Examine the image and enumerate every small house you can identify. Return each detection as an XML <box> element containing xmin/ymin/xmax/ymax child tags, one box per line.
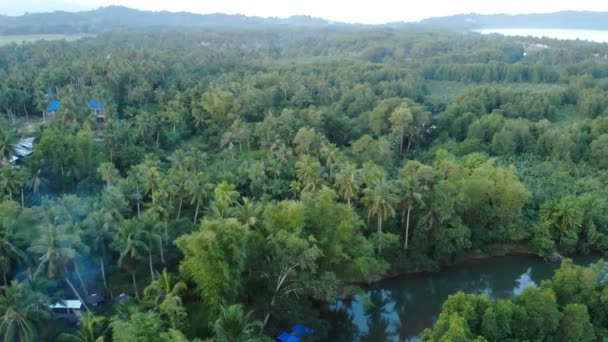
<box><xmin>46</xmin><ymin>100</ymin><xmax>60</xmax><ymax>120</ymax></box>
<box><xmin>10</xmin><ymin>137</ymin><xmax>35</xmax><ymax>164</ymax></box>
<box><xmin>49</xmin><ymin>299</ymin><xmax>82</xmax><ymax>324</ymax></box>
<box><xmin>88</xmin><ymin>100</ymin><xmax>106</xmax><ymax>122</ymax></box>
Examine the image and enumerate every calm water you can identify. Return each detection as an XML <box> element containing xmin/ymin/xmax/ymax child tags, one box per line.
<box><xmin>476</xmin><ymin>28</ymin><xmax>608</xmax><ymax>43</ymax></box>
<box><xmin>327</xmin><ymin>255</ymin><xmax>602</xmax><ymax>342</ymax></box>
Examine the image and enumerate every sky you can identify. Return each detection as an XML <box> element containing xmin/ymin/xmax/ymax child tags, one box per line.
<box><xmin>2</xmin><ymin>0</ymin><xmax>608</xmax><ymax>24</ymax></box>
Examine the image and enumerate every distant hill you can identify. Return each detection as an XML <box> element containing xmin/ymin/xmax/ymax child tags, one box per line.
<box><xmin>417</xmin><ymin>11</ymin><xmax>608</xmax><ymax>30</ymax></box>
<box><xmin>0</xmin><ymin>6</ymin><xmax>336</xmax><ymax>34</ymax></box>
<box><xmin>1</xmin><ymin>7</ymin><xmax>608</xmax><ymax>35</ymax></box>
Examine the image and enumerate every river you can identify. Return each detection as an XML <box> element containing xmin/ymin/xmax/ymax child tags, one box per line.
<box><xmin>475</xmin><ymin>28</ymin><xmax>608</xmax><ymax>43</ymax></box>
<box><xmin>326</xmin><ymin>254</ymin><xmax>602</xmax><ymax>342</ymax></box>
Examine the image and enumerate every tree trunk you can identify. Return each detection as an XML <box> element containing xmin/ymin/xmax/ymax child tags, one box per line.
<box><xmin>136</xmin><ymin>187</ymin><xmax>141</xmax><ymax>217</ymax></box>
<box><xmin>262</xmin><ymin>296</ymin><xmax>275</xmax><ymax>331</ymax></box>
<box><xmin>65</xmin><ymin>276</ymin><xmax>90</xmax><ymax>312</ymax></box>
<box><xmin>148</xmin><ymin>249</ymin><xmax>155</xmax><ymax>281</ymax></box>
<box><xmin>377</xmin><ymin>216</ymin><xmax>383</xmax><ymax>254</ymax></box>
<box><xmin>23</xmin><ymin>103</ymin><xmax>29</xmax><ymax>121</ymax></box>
<box><xmin>74</xmin><ymin>265</ymin><xmax>89</xmax><ymax>296</ymax></box>
<box><xmin>399</xmin><ymin>134</ymin><xmax>404</xmax><ymax>154</ymax></box>
<box><xmin>405</xmin><ymin>208</ymin><xmax>411</xmax><ymax>250</ymax></box>
<box><xmin>164</xmin><ymin>221</ymin><xmax>168</xmax><ymax>246</ymax></box>
<box><xmin>100</xmin><ymin>256</ymin><xmax>108</xmax><ymax>289</ymax></box>
<box><xmin>158</xmin><ymin>236</ymin><xmax>165</xmax><ymax>264</ymax></box>
<box><xmin>193</xmin><ymin>201</ymin><xmax>200</xmax><ymax>223</ymax></box>
<box><xmin>406</xmin><ymin>138</ymin><xmax>412</xmax><ymax>154</ymax></box>
<box><xmin>176</xmin><ymin>199</ymin><xmax>182</xmax><ymax>219</ymax></box>
<box><xmin>132</xmin><ymin>271</ymin><xmax>140</xmax><ymax>301</ymax></box>
<box><xmin>21</xmin><ymin>189</ymin><xmax>24</xmax><ymax>207</ymax></box>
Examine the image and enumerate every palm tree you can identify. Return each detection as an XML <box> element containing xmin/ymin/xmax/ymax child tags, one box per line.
<box><xmin>320</xmin><ymin>143</ymin><xmax>339</xmax><ymax>180</ymax></box>
<box><xmin>58</xmin><ymin>312</ymin><xmax>106</xmax><ymax>342</ymax></box>
<box><xmin>140</xmin><ymin>162</ymin><xmax>162</xmax><ymax>203</ymax></box>
<box><xmin>0</xmin><ymin>130</ymin><xmax>15</xmax><ymax>165</ymax></box>
<box><xmin>146</xmin><ymin>191</ymin><xmax>170</xmax><ymax>253</ymax></box>
<box><xmin>211</xmin><ymin>304</ymin><xmax>262</xmax><ymax>342</ymax></box>
<box><xmin>362</xmin><ymin>178</ymin><xmax>398</xmax><ymax>235</ymax></box>
<box><xmin>97</xmin><ymin>162</ymin><xmax>119</xmax><ymax>187</ymax></box>
<box><xmin>235</xmin><ymin>198</ymin><xmax>261</xmax><ymax>228</ymax></box>
<box><xmin>186</xmin><ymin>172</ymin><xmax>208</xmax><ymax>223</ymax></box>
<box><xmin>143</xmin><ymin>269</ymin><xmax>187</xmax><ymax>329</ymax></box>
<box><xmin>26</xmin><ymin>169</ymin><xmax>43</xmax><ymax>198</ymax></box>
<box><xmin>112</xmin><ymin>219</ymin><xmax>148</xmax><ymax>300</ymax></box>
<box><xmin>334</xmin><ymin>163</ymin><xmax>360</xmax><ymax>206</ymax></box>
<box><xmin>0</xmin><ymin>281</ymin><xmax>50</xmax><ymax>342</ymax></box>
<box><xmin>83</xmin><ymin>207</ymin><xmax>116</xmax><ymax>290</ymax></box>
<box><xmin>27</xmin><ymin>223</ymin><xmax>90</xmax><ymax>312</ymax></box>
<box><xmin>0</xmin><ymin>208</ymin><xmax>26</xmax><ymax>284</ymax></box>
<box><xmin>398</xmin><ymin>177</ymin><xmax>424</xmax><ymax>250</ymax></box>
<box><xmin>0</xmin><ymin>166</ymin><xmax>18</xmax><ymax>202</ymax></box>
<box><xmin>295</xmin><ymin>155</ymin><xmax>324</xmax><ymax>192</ymax></box>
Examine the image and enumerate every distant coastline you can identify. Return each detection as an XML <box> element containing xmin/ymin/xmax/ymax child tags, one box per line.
<box><xmin>475</xmin><ymin>28</ymin><xmax>608</xmax><ymax>43</ymax></box>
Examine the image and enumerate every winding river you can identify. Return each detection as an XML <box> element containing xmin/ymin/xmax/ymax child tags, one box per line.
<box><xmin>326</xmin><ymin>255</ymin><xmax>602</xmax><ymax>341</ymax></box>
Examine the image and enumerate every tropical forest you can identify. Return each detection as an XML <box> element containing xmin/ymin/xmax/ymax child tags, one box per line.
<box><xmin>0</xmin><ymin>6</ymin><xmax>608</xmax><ymax>342</ymax></box>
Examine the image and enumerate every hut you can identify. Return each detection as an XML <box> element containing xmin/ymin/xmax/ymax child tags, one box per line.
<box><xmin>46</xmin><ymin>100</ymin><xmax>60</xmax><ymax>120</ymax></box>
<box><xmin>49</xmin><ymin>299</ymin><xmax>82</xmax><ymax>324</ymax></box>
<box><xmin>88</xmin><ymin>100</ymin><xmax>106</xmax><ymax>123</ymax></box>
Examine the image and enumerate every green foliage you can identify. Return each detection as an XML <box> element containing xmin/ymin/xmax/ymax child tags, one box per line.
<box><xmin>176</xmin><ymin>219</ymin><xmax>247</xmax><ymax>314</ymax></box>
<box><xmin>0</xmin><ymin>19</ymin><xmax>607</xmax><ymax>341</ymax></box>
<box><xmin>425</xmin><ymin>260</ymin><xmax>608</xmax><ymax>341</ymax></box>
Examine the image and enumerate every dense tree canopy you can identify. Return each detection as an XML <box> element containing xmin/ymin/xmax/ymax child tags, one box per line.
<box><xmin>0</xmin><ymin>19</ymin><xmax>607</xmax><ymax>341</ymax></box>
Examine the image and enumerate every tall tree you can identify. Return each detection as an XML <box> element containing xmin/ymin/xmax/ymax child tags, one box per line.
<box><xmin>362</xmin><ymin>178</ymin><xmax>398</xmax><ymax>235</ymax></box>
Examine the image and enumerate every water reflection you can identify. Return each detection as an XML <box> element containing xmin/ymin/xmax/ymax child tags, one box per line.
<box><xmin>328</xmin><ymin>255</ymin><xmax>601</xmax><ymax>341</ymax></box>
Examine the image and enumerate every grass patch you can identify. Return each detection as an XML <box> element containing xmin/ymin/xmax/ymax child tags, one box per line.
<box><xmin>0</xmin><ymin>34</ymin><xmax>93</xmax><ymax>46</ymax></box>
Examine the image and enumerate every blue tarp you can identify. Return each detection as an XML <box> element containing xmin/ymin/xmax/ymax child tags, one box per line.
<box><xmin>88</xmin><ymin>100</ymin><xmax>105</xmax><ymax>110</ymax></box>
<box><xmin>277</xmin><ymin>332</ymin><xmax>300</xmax><ymax>342</ymax></box>
<box><xmin>291</xmin><ymin>324</ymin><xmax>315</xmax><ymax>336</ymax></box>
<box><xmin>48</xmin><ymin>100</ymin><xmax>60</xmax><ymax>112</ymax></box>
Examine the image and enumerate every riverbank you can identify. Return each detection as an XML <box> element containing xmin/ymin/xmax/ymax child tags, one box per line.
<box><xmin>328</xmin><ymin>253</ymin><xmax>603</xmax><ymax>341</ymax></box>
<box><xmin>338</xmin><ymin>243</ymin><xmax>548</xmax><ymax>299</ymax></box>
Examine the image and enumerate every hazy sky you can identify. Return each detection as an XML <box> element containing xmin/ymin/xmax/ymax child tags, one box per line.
<box><xmin>3</xmin><ymin>0</ymin><xmax>608</xmax><ymax>24</ymax></box>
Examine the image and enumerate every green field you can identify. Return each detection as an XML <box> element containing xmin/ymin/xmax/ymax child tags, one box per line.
<box><xmin>0</xmin><ymin>34</ymin><xmax>93</xmax><ymax>46</ymax></box>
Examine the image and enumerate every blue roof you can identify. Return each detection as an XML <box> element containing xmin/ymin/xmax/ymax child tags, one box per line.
<box><xmin>291</xmin><ymin>324</ymin><xmax>315</xmax><ymax>336</ymax></box>
<box><xmin>88</xmin><ymin>100</ymin><xmax>105</xmax><ymax>110</ymax></box>
<box><xmin>48</xmin><ymin>100</ymin><xmax>60</xmax><ymax>112</ymax></box>
<box><xmin>277</xmin><ymin>332</ymin><xmax>300</xmax><ymax>342</ymax></box>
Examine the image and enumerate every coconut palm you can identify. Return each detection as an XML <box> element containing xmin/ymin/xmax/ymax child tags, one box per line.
<box><xmin>0</xmin><ymin>130</ymin><xmax>15</xmax><ymax>165</ymax></box>
<box><xmin>398</xmin><ymin>177</ymin><xmax>425</xmax><ymax>250</ymax></box>
<box><xmin>295</xmin><ymin>155</ymin><xmax>324</xmax><ymax>192</ymax></box>
<box><xmin>27</xmin><ymin>223</ymin><xmax>90</xmax><ymax>311</ymax></box>
<box><xmin>58</xmin><ymin>312</ymin><xmax>106</xmax><ymax>342</ymax></box>
<box><xmin>26</xmin><ymin>169</ymin><xmax>43</xmax><ymax>198</ymax></box>
<box><xmin>97</xmin><ymin>162</ymin><xmax>119</xmax><ymax>187</ymax></box>
<box><xmin>143</xmin><ymin>269</ymin><xmax>187</xmax><ymax>329</ymax></box>
<box><xmin>0</xmin><ymin>166</ymin><xmax>19</xmax><ymax>202</ymax></box>
<box><xmin>362</xmin><ymin>178</ymin><xmax>398</xmax><ymax>235</ymax></box>
<box><xmin>0</xmin><ymin>208</ymin><xmax>25</xmax><ymax>284</ymax></box>
<box><xmin>186</xmin><ymin>172</ymin><xmax>208</xmax><ymax>223</ymax></box>
<box><xmin>334</xmin><ymin>163</ymin><xmax>360</xmax><ymax>206</ymax></box>
<box><xmin>111</xmin><ymin>219</ymin><xmax>148</xmax><ymax>300</ymax></box>
<box><xmin>235</xmin><ymin>198</ymin><xmax>261</xmax><ymax>228</ymax></box>
<box><xmin>0</xmin><ymin>281</ymin><xmax>50</xmax><ymax>342</ymax></box>
<box><xmin>211</xmin><ymin>304</ymin><xmax>262</xmax><ymax>342</ymax></box>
